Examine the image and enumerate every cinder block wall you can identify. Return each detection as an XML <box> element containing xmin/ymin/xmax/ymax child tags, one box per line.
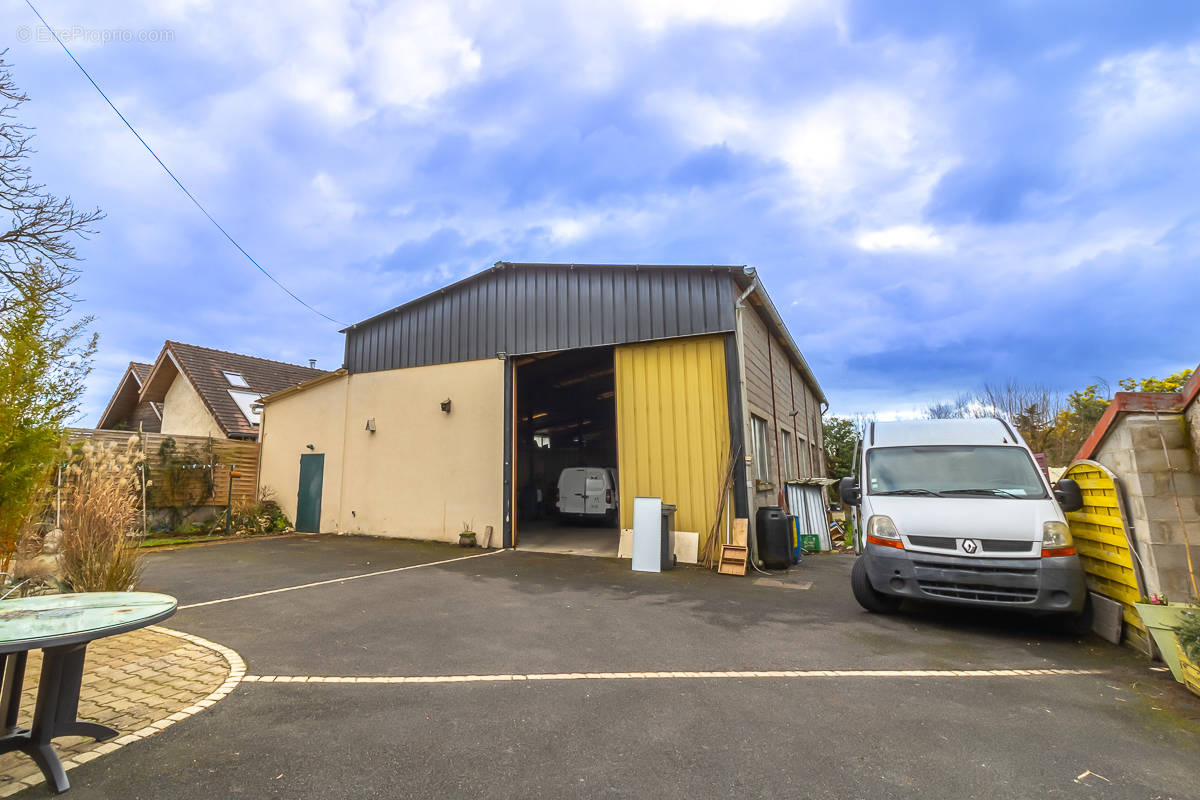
<box><xmin>1095</xmin><ymin>413</ymin><xmax>1200</xmax><ymax>599</ymax></box>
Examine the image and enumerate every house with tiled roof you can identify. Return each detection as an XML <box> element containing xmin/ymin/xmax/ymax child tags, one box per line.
<box><xmin>96</xmin><ymin>361</ymin><xmax>162</xmax><ymax>433</ymax></box>
<box><xmin>97</xmin><ymin>342</ymin><xmax>328</xmax><ymax>440</ymax></box>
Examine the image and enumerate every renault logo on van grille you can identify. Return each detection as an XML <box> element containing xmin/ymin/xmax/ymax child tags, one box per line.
<box><xmin>961</xmin><ymin>539</ymin><xmax>979</xmax><ymax>554</ymax></box>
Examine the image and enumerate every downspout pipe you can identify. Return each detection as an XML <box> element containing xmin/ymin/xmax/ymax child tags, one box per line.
<box><xmin>734</xmin><ymin>275</ymin><xmax>762</xmax><ymax>568</ymax></box>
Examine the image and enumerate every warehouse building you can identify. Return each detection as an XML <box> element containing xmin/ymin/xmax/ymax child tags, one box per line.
<box><xmin>257</xmin><ymin>263</ymin><xmax>826</xmax><ymax>559</ymax></box>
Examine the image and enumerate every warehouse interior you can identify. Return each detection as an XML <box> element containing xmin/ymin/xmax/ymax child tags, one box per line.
<box><xmin>514</xmin><ymin>345</ymin><xmax>620</xmax><ymax>555</ymax></box>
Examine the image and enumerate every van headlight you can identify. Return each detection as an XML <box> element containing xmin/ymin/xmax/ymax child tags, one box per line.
<box><xmin>1041</xmin><ymin>521</ymin><xmax>1072</xmax><ymax>548</ymax></box>
<box><xmin>867</xmin><ymin>515</ymin><xmax>901</xmax><ymax>540</ymax></box>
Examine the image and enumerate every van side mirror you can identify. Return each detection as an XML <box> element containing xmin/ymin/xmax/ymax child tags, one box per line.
<box><xmin>1054</xmin><ymin>478</ymin><xmax>1084</xmax><ymax>513</ymax></box>
<box><xmin>838</xmin><ymin>476</ymin><xmax>861</xmax><ymax>506</ymax></box>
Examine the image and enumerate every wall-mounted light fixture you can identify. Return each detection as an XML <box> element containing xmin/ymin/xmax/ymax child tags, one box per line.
<box><xmin>440</xmin><ymin>399</ymin><xmax>452</xmax><ymax>414</ymax></box>
<box><xmin>365</xmin><ymin>418</ymin><xmax>376</xmax><ymax>432</ymax></box>
<box><xmin>306</xmin><ymin>444</ymin><xmax>315</xmax><ymax>451</ymax></box>
<box><xmin>496</xmin><ymin>351</ymin><xmax>508</xmax><ymax>361</ymax></box>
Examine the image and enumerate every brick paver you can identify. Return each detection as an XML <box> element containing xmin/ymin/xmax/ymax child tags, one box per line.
<box><xmin>0</xmin><ymin>627</ymin><xmax>231</xmax><ymax>794</ymax></box>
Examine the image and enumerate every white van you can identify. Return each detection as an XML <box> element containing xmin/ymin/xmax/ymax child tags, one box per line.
<box><xmin>555</xmin><ymin>467</ymin><xmax>619</xmax><ymax>524</ymax></box>
<box><xmin>839</xmin><ymin>418</ymin><xmax>1088</xmax><ymax>622</ymax></box>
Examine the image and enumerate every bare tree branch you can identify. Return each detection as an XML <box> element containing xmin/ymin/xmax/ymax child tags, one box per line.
<box><xmin>0</xmin><ymin>50</ymin><xmax>104</xmax><ymax>311</ymax></box>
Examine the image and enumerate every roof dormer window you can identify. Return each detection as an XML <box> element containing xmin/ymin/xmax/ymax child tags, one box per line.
<box><xmin>223</xmin><ymin>371</ymin><xmax>249</xmax><ymax>388</ymax></box>
<box><xmin>228</xmin><ymin>390</ymin><xmax>264</xmax><ymax>425</ymax></box>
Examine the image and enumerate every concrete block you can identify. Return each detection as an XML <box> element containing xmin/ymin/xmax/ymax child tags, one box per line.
<box><xmin>1097</xmin><ymin>450</ymin><xmax>1133</xmax><ymax>474</ymax></box>
<box><xmin>1157</xmin><ymin>566</ymin><xmax>1199</xmax><ymax>600</ymax></box>
<box><xmin>1147</xmin><ymin>519</ymin><xmax>1185</xmax><ymax>544</ymax></box>
<box><xmin>1130</xmin><ymin>494</ymin><xmax>1148</xmax><ymax>522</ymax></box>
<box><xmin>1129</xmin><ymin>416</ymin><xmax>1186</xmax><ymax>450</ymax></box>
<box><xmin>1134</xmin><ymin>447</ymin><xmax>1193</xmax><ymax>475</ymax></box>
<box><xmin>1169</xmin><ymin>472</ymin><xmax>1200</xmax><ymax>497</ymax></box>
<box><xmin>1143</xmin><ymin>496</ymin><xmax>1200</xmax><ymax>523</ymax></box>
<box><xmin>1141</xmin><ymin>541</ymin><xmax>1192</xmax><ymax>579</ymax></box>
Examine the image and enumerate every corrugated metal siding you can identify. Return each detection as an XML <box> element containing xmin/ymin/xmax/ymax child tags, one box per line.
<box><xmin>741</xmin><ymin>298</ymin><xmax>826</xmax><ymax>523</ymax></box>
<box><xmin>345</xmin><ymin>265</ymin><xmax>736</xmax><ymax>373</ymax></box>
<box><xmin>614</xmin><ymin>335</ymin><xmax>730</xmax><ymax>550</ymax></box>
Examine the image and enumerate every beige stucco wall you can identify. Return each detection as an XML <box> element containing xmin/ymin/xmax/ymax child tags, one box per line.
<box><xmin>160</xmin><ymin>374</ymin><xmax>225</xmax><ymax>439</ymax></box>
<box><xmin>258</xmin><ymin>359</ymin><xmax>505</xmax><ymax>543</ymax></box>
<box><xmin>258</xmin><ymin>374</ymin><xmax>349</xmax><ymax>532</ymax></box>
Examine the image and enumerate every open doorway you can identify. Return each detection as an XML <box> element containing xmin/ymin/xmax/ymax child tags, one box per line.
<box><xmin>513</xmin><ymin>345</ymin><xmax>619</xmax><ymax>556</ymax></box>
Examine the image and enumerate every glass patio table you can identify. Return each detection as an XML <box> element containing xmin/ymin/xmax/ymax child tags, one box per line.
<box><xmin>0</xmin><ymin>592</ymin><xmax>177</xmax><ymax>793</ymax></box>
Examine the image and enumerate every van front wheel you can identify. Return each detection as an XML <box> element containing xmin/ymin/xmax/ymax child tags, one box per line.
<box><xmin>851</xmin><ymin>557</ymin><xmax>902</xmax><ymax>614</ymax></box>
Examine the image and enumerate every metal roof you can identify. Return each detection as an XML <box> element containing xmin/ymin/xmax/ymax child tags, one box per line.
<box><xmin>341</xmin><ymin>262</ymin><xmax>825</xmax><ymax>403</ymax></box>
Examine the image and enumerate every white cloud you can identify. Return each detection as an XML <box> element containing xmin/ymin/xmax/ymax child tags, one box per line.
<box><xmin>626</xmin><ymin>0</ymin><xmax>842</xmax><ymax>31</ymax></box>
<box><xmin>1079</xmin><ymin>43</ymin><xmax>1200</xmax><ymax>157</ymax></box>
<box><xmin>359</xmin><ymin>3</ymin><xmax>482</xmax><ymax>109</ymax></box>
<box><xmin>855</xmin><ymin>224</ymin><xmax>947</xmax><ymax>253</ymax></box>
<box><xmin>548</xmin><ymin>217</ymin><xmax>591</xmax><ymax>243</ymax></box>
<box><xmin>648</xmin><ymin>81</ymin><xmax>944</xmax><ymax>221</ymax></box>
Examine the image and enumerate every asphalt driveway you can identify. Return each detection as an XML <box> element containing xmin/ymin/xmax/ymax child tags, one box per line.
<box><xmin>16</xmin><ymin>535</ymin><xmax>1200</xmax><ymax>799</ymax></box>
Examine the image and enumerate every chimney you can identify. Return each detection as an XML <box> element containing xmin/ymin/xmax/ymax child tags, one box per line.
<box><xmin>308</xmin><ymin>359</ymin><xmax>317</xmax><ymax>369</ymax></box>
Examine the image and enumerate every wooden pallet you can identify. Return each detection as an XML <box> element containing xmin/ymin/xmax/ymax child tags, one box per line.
<box><xmin>718</xmin><ymin>518</ymin><xmax>749</xmax><ymax>576</ymax></box>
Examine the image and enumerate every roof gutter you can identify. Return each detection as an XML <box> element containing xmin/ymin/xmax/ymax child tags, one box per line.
<box><xmin>740</xmin><ymin>268</ymin><xmax>827</xmax><ymax>407</ymax></box>
<box><xmin>260</xmin><ymin>368</ymin><xmax>348</xmax><ymax>405</ymax></box>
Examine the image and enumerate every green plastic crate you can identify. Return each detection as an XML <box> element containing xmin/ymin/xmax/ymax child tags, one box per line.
<box><xmin>800</xmin><ymin>533</ymin><xmax>821</xmax><ymax>552</ymax></box>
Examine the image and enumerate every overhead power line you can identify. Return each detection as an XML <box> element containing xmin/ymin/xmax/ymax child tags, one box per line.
<box><xmin>24</xmin><ymin>0</ymin><xmax>348</xmax><ymax>326</ymax></box>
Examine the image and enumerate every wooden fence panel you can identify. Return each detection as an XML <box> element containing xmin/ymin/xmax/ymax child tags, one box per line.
<box><xmin>1064</xmin><ymin>459</ymin><xmax>1149</xmax><ymax>653</ymax></box>
<box><xmin>67</xmin><ymin>429</ymin><xmax>260</xmax><ymax>506</ymax></box>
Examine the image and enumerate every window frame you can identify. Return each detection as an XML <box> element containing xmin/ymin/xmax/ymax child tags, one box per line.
<box><xmin>780</xmin><ymin>429</ymin><xmax>795</xmax><ymax>480</ymax></box>
<box><xmin>751</xmin><ymin>414</ymin><xmax>771</xmax><ymax>483</ymax></box>
<box><xmin>222</xmin><ymin>370</ymin><xmax>250</xmax><ymax>389</ymax></box>
<box><xmin>227</xmin><ymin>389</ymin><xmax>265</xmax><ymax>425</ymax></box>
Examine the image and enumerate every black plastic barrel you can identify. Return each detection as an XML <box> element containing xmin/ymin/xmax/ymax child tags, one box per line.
<box><xmin>756</xmin><ymin>506</ymin><xmax>792</xmax><ymax>569</ymax></box>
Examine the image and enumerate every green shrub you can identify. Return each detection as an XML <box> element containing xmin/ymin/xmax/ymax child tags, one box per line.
<box><xmin>229</xmin><ymin>499</ymin><xmax>291</xmax><ymax>536</ymax></box>
<box><xmin>1176</xmin><ymin>608</ymin><xmax>1200</xmax><ymax>663</ymax></box>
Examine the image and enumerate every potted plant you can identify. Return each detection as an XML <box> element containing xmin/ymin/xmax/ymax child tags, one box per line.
<box><xmin>458</xmin><ymin>522</ymin><xmax>476</xmax><ymax>548</ymax></box>
<box><xmin>1174</xmin><ymin>609</ymin><xmax>1200</xmax><ymax>697</ymax></box>
<box><xmin>1134</xmin><ymin>594</ymin><xmax>1195</xmax><ymax>682</ymax></box>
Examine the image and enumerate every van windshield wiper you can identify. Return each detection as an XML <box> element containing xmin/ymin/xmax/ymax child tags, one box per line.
<box><xmin>873</xmin><ymin>489</ymin><xmax>944</xmax><ymax>497</ymax></box>
<box><xmin>939</xmin><ymin>488</ymin><xmax>1018</xmax><ymax>498</ymax></box>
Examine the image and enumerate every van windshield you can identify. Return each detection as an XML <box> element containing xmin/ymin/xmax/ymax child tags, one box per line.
<box><xmin>866</xmin><ymin>446</ymin><xmax>1047</xmax><ymax>499</ymax></box>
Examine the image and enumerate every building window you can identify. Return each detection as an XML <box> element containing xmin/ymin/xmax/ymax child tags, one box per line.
<box><xmin>751</xmin><ymin>415</ymin><xmax>771</xmax><ymax>482</ymax></box>
<box><xmin>228</xmin><ymin>389</ymin><xmax>265</xmax><ymax>425</ymax></box>
<box><xmin>781</xmin><ymin>429</ymin><xmax>795</xmax><ymax>480</ymax></box>
<box><xmin>223</xmin><ymin>371</ymin><xmax>250</xmax><ymax>388</ymax></box>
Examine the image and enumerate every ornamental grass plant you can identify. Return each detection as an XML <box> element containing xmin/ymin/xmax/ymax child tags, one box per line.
<box><xmin>58</xmin><ymin>437</ymin><xmax>145</xmax><ymax>592</ymax></box>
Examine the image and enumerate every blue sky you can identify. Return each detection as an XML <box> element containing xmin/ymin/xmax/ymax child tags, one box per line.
<box><xmin>8</xmin><ymin>0</ymin><xmax>1200</xmax><ymax>422</ymax></box>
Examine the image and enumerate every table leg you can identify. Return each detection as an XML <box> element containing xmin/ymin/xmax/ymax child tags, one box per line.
<box><xmin>1</xmin><ymin>651</ymin><xmax>28</xmax><ymax>734</ymax></box>
<box><xmin>0</xmin><ymin>651</ymin><xmax>31</xmax><ymax>752</ymax></box>
<box><xmin>29</xmin><ymin>742</ymin><xmax>69</xmax><ymax>794</ymax></box>
<box><xmin>42</xmin><ymin>644</ymin><xmax>119</xmax><ymax>741</ymax></box>
<box><xmin>27</xmin><ymin>643</ymin><xmax>119</xmax><ymax>793</ymax></box>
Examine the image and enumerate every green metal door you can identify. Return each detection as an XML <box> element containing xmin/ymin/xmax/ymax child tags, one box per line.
<box><xmin>296</xmin><ymin>453</ymin><xmax>324</xmax><ymax>533</ymax></box>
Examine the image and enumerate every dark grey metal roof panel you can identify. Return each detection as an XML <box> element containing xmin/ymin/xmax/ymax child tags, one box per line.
<box><xmin>343</xmin><ymin>263</ymin><xmax>740</xmax><ymax>373</ymax></box>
